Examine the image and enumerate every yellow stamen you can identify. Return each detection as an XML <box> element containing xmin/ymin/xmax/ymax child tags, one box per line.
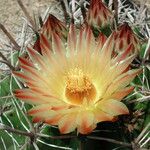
<box><xmin>65</xmin><ymin>68</ymin><xmax>96</xmax><ymax>105</ymax></box>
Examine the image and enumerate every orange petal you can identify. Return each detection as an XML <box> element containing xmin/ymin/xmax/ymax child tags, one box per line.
<box><xmin>85</xmin><ymin>26</ymin><xmax>95</xmax><ymax>53</ymax></box>
<box><xmin>68</xmin><ymin>24</ymin><xmax>77</xmax><ymax>53</ymax></box>
<box><xmin>20</xmin><ymin>65</ymin><xmax>41</xmax><ymax>79</ymax></box>
<box><xmin>58</xmin><ymin>113</ymin><xmax>77</xmax><ymax>134</ymax></box>
<box><xmin>78</xmin><ymin>124</ymin><xmax>96</xmax><ymax>135</ymax></box>
<box><xmin>100</xmin><ymin>32</ymin><xmax>115</xmax><ymax>60</ymax></box>
<box><xmin>28</xmin><ymin>105</ymin><xmax>61</xmax><ymax>124</ymax></box>
<box><xmin>28</xmin><ymin>104</ymin><xmax>51</xmax><ymax>115</ymax></box>
<box><xmin>115</xmin><ymin>44</ymin><xmax>134</xmax><ymax>62</ymax></box>
<box><xmin>40</xmin><ymin>33</ymin><xmax>52</xmax><ymax>57</ymax></box>
<box><xmin>13</xmin><ymin>71</ymin><xmax>35</xmax><ymax>82</ymax></box>
<box><xmin>95</xmin><ymin>32</ymin><xmax>107</xmax><ymax>51</ymax></box>
<box><xmin>111</xmin><ymin>86</ymin><xmax>134</xmax><ymax>100</ymax></box>
<box><xmin>15</xmin><ymin>89</ymin><xmax>62</xmax><ymax>105</ymax></box>
<box><xmin>76</xmin><ymin>111</ymin><xmax>95</xmax><ymax>134</ymax></box>
<box><xmin>94</xmin><ymin>109</ymin><xmax>114</xmax><ymax>123</ymax></box>
<box><xmin>27</xmin><ymin>47</ymin><xmax>47</xmax><ymax>70</ymax></box>
<box><xmin>19</xmin><ymin>57</ymin><xmax>34</xmax><ymax>68</ymax></box>
<box><xmin>52</xmin><ymin>32</ymin><xmax>65</xmax><ymax>55</ymax></box>
<box><xmin>77</xmin><ymin>27</ymin><xmax>87</xmax><ymax>53</ymax></box>
<box><xmin>97</xmin><ymin>99</ymin><xmax>129</xmax><ymax>116</ymax></box>
<box><xmin>33</xmin><ymin>116</ymin><xmax>43</xmax><ymax>123</ymax></box>
<box><xmin>112</xmin><ymin>54</ymin><xmax>136</xmax><ymax>75</ymax></box>
<box><xmin>45</xmin><ymin>114</ymin><xmax>63</xmax><ymax>125</ymax></box>
<box><xmin>14</xmin><ymin>90</ymin><xmax>43</xmax><ymax>104</ymax></box>
<box><xmin>106</xmin><ymin>69</ymin><xmax>142</xmax><ymax>94</ymax></box>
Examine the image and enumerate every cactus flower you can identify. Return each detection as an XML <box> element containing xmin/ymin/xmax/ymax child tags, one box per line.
<box><xmin>114</xmin><ymin>23</ymin><xmax>140</xmax><ymax>54</ymax></box>
<box><xmin>14</xmin><ymin>25</ymin><xmax>141</xmax><ymax>134</ymax></box>
<box><xmin>33</xmin><ymin>14</ymin><xmax>66</xmax><ymax>53</ymax></box>
<box><xmin>87</xmin><ymin>0</ymin><xmax>112</xmax><ymax>28</ymax></box>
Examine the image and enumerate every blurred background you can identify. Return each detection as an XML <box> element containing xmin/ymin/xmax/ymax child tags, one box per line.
<box><xmin>0</xmin><ymin>0</ymin><xmax>150</xmax><ymax>38</ymax></box>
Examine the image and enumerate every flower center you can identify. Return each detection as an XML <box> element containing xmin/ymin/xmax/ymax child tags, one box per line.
<box><xmin>65</xmin><ymin>68</ymin><xmax>96</xmax><ymax>105</ymax></box>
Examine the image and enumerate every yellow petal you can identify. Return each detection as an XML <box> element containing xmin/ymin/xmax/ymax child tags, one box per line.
<box><xmin>94</xmin><ymin>109</ymin><xmax>114</xmax><ymax>123</ymax></box>
<box><xmin>77</xmin><ymin>111</ymin><xmax>95</xmax><ymax>134</ymax></box>
<box><xmin>68</xmin><ymin>24</ymin><xmax>77</xmax><ymax>54</ymax></box>
<box><xmin>78</xmin><ymin>124</ymin><xmax>96</xmax><ymax>135</ymax></box>
<box><xmin>58</xmin><ymin>113</ymin><xmax>77</xmax><ymax>134</ymax></box>
<box><xmin>97</xmin><ymin>99</ymin><xmax>129</xmax><ymax>116</ymax></box>
<box><xmin>111</xmin><ymin>86</ymin><xmax>134</xmax><ymax>100</ymax></box>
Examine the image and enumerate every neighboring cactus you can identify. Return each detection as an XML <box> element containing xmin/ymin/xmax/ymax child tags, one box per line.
<box><xmin>86</xmin><ymin>0</ymin><xmax>113</xmax><ymax>28</ymax></box>
<box><xmin>114</xmin><ymin>23</ymin><xmax>140</xmax><ymax>54</ymax></box>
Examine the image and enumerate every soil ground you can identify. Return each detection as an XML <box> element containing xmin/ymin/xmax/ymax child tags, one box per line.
<box><xmin>0</xmin><ymin>0</ymin><xmax>56</xmax><ymax>38</ymax></box>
